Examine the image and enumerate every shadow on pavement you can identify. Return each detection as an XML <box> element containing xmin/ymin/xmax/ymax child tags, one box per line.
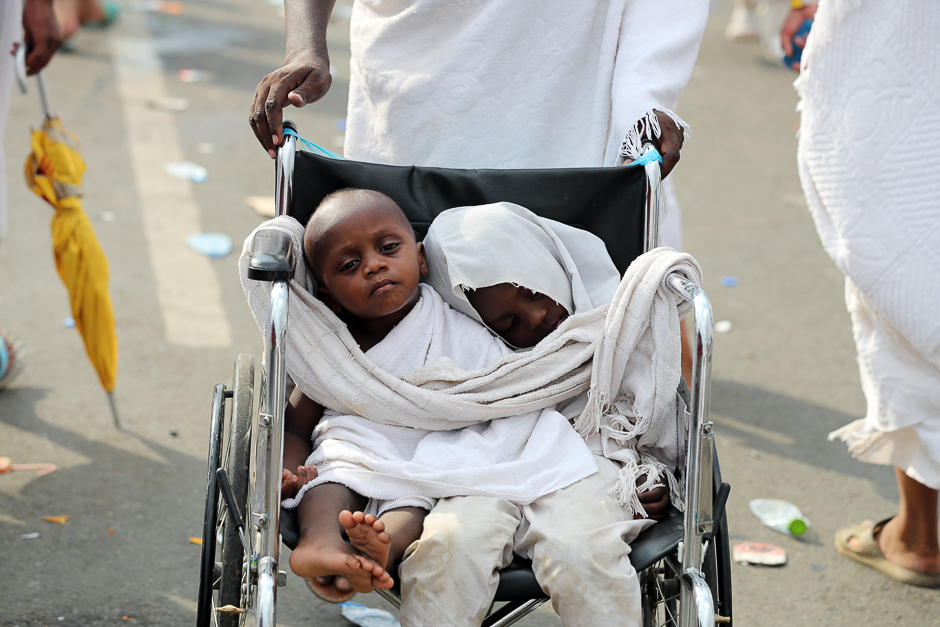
<box><xmin>0</xmin><ymin>386</ymin><xmax>205</xmax><ymax>626</ymax></box>
<box><xmin>710</xmin><ymin>379</ymin><xmax>899</xmax><ymax>502</ymax></box>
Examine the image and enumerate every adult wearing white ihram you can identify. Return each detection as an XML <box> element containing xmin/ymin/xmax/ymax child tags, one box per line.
<box><xmin>0</xmin><ymin>0</ymin><xmax>62</xmax><ymax>390</ymax></box>
<box><xmin>786</xmin><ymin>0</ymin><xmax>940</xmax><ymax>586</ymax></box>
<box><xmin>250</xmin><ymin>0</ymin><xmax>708</xmax><ymax>621</ymax></box>
<box><xmin>251</xmin><ymin>1</ymin><xmax>706</xmax><ymax>379</ymax></box>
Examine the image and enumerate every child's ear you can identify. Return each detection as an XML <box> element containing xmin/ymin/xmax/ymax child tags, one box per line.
<box><xmin>416</xmin><ymin>242</ymin><xmax>428</xmax><ymax>277</ymax></box>
<box><xmin>316</xmin><ymin>286</ymin><xmax>343</xmax><ymax>315</ymax></box>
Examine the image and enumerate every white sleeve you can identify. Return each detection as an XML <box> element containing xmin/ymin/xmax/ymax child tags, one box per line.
<box><xmin>605</xmin><ymin>0</ymin><xmax>709</xmax><ymax>163</ymax></box>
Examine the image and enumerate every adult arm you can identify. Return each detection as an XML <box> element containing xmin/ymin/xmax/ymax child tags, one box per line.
<box><xmin>609</xmin><ymin>0</ymin><xmax>709</xmax><ymax>177</ymax></box>
<box><xmin>250</xmin><ymin>0</ymin><xmax>336</xmax><ymax>158</ymax></box>
<box><xmin>780</xmin><ymin>0</ymin><xmax>818</xmax><ymax>66</ymax></box>
<box><xmin>22</xmin><ymin>0</ymin><xmax>62</xmax><ymax>76</ymax></box>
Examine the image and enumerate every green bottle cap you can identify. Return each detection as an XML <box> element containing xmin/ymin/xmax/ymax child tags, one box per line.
<box><xmin>788</xmin><ymin>518</ymin><xmax>807</xmax><ymax>536</ymax></box>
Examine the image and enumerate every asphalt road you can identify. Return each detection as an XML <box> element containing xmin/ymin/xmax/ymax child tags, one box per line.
<box><xmin>1</xmin><ymin>1</ymin><xmax>937</xmax><ymax>626</ymax></box>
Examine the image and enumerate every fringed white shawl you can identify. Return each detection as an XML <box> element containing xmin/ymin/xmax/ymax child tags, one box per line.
<box><xmin>239</xmin><ymin>211</ymin><xmax>701</xmax><ymax>516</ymax></box>
<box><xmin>424</xmin><ymin>203</ymin><xmax>698</xmax><ymax>514</ymax></box>
<box><xmin>284</xmin><ymin>284</ymin><xmax>599</xmax><ymax>508</ymax></box>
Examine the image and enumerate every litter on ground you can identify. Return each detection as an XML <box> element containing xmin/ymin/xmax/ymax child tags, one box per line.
<box><xmin>187</xmin><ymin>233</ymin><xmax>233</xmax><ymax>258</ymax></box>
<box><xmin>733</xmin><ymin>541</ymin><xmax>787</xmax><ymax>566</ymax></box>
<box><xmin>339</xmin><ymin>602</ymin><xmax>400</xmax><ymax>627</ymax></box>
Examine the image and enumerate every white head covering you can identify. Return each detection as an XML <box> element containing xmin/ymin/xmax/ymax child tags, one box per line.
<box><xmin>423</xmin><ymin>202</ymin><xmax>621</xmax><ymax>327</ymax></box>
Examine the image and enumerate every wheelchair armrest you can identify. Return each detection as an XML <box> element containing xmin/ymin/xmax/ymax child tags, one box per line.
<box><xmin>248</xmin><ymin>228</ymin><xmax>293</xmax><ymax>281</ymax></box>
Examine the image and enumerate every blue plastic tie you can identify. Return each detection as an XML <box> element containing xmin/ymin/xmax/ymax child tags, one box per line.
<box><xmin>627</xmin><ymin>148</ymin><xmax>663</xmax><ymax>167</ymax></box>
<box><xmin>0</xmin><ymin>336</ymin><xmax>8</xmax><ymax>380</ymax></box>
<box><xmin>282</xmin><ymin>128</ymin><xmax>347</xmax><ymax>160</ymax></box>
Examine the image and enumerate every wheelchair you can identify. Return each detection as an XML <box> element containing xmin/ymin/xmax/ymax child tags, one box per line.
<box><xmin>196</xmin><ymin>121</ymin><xmax>733</xmax><ymax>627</ymax></box>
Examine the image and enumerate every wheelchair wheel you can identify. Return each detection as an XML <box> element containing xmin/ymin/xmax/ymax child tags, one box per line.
<box><xmin>641</xmin><ymin>556</ymin><xmax>681</xmax><ymax>627</ymax></box>
<box><xmin>641</xmin><ymin>448</ymin><xmax>733</xmax><ymax>626</ymax></box>
<box><xmin>197</xmin><ymin>355</ymin><xmax>255</xmax><ymax>627</ymax></box>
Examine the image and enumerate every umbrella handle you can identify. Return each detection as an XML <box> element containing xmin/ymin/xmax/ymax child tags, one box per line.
<box><xmin>14</xmin><ymin>44</ymin><xmax>28</xmax><ymax>94</ymax></box>
<box><xmin>14</xmin><ymin>43</ymin><xmax>54</xmax><ymax>119</ymax></box>
<box><xmin>36</xmin><ymin>72</ymin><xmax>53</xmax><ymax>120</ymax></box>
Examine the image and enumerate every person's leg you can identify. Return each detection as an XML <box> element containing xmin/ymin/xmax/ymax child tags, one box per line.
<box><xmin>517</xmin><ymin>456</ymin><xmax>653</xmax><ymax>627</ymax></box>
<box><xmin>398</xmin><ymin>497</ymin><xmax>521</xmax><ymax>627</ymax></box>
<box><xmin>342</xmin><ymin>506</ymin><xmax>428</xmax><ymax>571</ymax></box>
<box><xmin>288</xmin><ymin>483</ymin><xmax>391</xmax><ymax>592</ymax></box>
<box><xmin>873</xmin><ymin>469</ymin><xmax>940</xmax><ymax>574</ymax></box>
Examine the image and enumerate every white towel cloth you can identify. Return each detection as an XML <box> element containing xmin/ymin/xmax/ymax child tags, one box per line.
<box><xmin>239</xmin><ymin>215</ymin><xmax>700</xmax><ymax>514</ymax></box>
<box><xmin>795</xmin><ymin>0</ymin><xmax>940</xmax><ymax>487</ymax></box>
<box><xmin>343</xmin><ymin>0</ymin><xmax>708</xmax><ymax>168</ymax></box>
<box><xmin>289</xmin><ymin>284</ymin><xmax>599</xmax><ymax>508</ymax></box>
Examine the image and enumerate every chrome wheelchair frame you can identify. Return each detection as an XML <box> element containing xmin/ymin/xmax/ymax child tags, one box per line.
<box><xmin>196</xmin><ymin>128</ymin><xmax>731</xmax><ymax>627</ymax></box>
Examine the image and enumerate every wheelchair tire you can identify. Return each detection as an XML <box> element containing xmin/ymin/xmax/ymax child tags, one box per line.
<box><xmin>217</xmin><ymin>355</ymin><xmax>254</xmax><ymax>627</ymax></box>
<box><xmin>196</xmin><ymin>355</ymin><xmax>255</xmax><ymax>627</ymax></box>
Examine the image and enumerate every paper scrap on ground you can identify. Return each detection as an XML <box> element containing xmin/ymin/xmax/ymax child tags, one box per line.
<box><xmin>733</xmin><ymin>541</ymin><xmax>786</xmax><ymax>566</ymax></box>
<box><xmin>339</xmin><ymin>602</ymin><xmax>401</xmax><ymax>627</ymax></box>
<box><xmin>246</xmin><ymin>196</ymin><xmax>276</xmax><ymax>218</ymax></box>
<box><xmin>165</xmin><ymin>161</ymin><xmax>207</xmax><ymax>183</ymax></box>
<box><xmin>1</xmin><ymin>457</ymin><xmax>57</xmax><ymax>476</ymax></box>
<box><xmin>187</xmin><ymin>233</ymin><xmax>233</xmax><ymax>258</ymax></box>
<box><xmin>715</xmin><ymin>320</ymin><xmax>732</xmax><ymax>333</ymax></box>
<box><xmin>146</xmin><ymin>97</ymin><xmax>189</xmax><ymax>112</ymax></box>
<box><xmin>178</xmin><ymin>69</ymin><xmax>211</xmax><ymax>84</ymax></box>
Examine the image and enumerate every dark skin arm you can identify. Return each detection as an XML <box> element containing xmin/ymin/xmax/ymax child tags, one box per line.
<box><xmin>636</xmin><ymin>474</ymin><xmax>670</xmax><ymax>521</ymax></box>
<box><xmin>624</xmin><ymin>110</ymin><xmax>684</xmax><ymax>179</ymax></box>
<box><xmin>250</xmin><ymin>0</ymin><xmax>336</xmax><ymax>158</ymax></box>
<box><xmin>20</xmin><ymin>0</ymin><xmax>62</xmax><ymax>76</ymax></box>
<box><xmin>281</xmin><ymin>387</ymin><xmax>324</xmax><ymax>499</ymax></box>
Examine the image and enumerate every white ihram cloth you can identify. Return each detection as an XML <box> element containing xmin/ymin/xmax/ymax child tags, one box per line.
<box><xmin>424</xmin><ymin>202</ymin><xmax>694</xmax><ymax>513</ymax></box>
<box><xmin>239</xmin><ymin>209</ymin><xmax>699</xmax><ymax>516</ymax></box>
<box><xmin>285</xmin><ymin>282</ymin><xmax>598</xmax><ymax>511</ymax></box>
<box><xmin>344</xmin><ymin>0</ymin><xmax>708</xmax><ymax>168</ymax></box>
<box><xmin>796</xmin><ymin>0</ymin><xmax>940</xmax><ymax>488</ymax></box>
<box><xmin>0</xmin><ymin>0</ymin><xmax>23</xmax><ymax>239</ymax></box>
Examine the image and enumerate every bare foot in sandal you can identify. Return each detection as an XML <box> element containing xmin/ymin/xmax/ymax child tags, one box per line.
<box><xmin>340</xmin><ymin>510</ymin><xmax>393</xmax><ymax>583</ymax></box>
<box><xmin>871</xmin><ymin>518</ymin><xmax>940</xmax><ymax>576</ymax></box>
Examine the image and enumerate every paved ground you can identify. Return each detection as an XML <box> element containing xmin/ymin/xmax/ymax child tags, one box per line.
<box><xmin>1</xmin><ymin>1</ymin><xmax>937</xmax><ymax>625</ymax></box>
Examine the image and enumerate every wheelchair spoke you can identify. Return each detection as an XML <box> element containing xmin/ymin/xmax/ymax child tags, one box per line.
<box><xmin>644</xmin><ymin>558</ymin><xmax>682</xmax><ymax>627</ymax></box>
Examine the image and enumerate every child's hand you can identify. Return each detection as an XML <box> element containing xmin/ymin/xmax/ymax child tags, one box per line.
<box><xmin>281</xmin><ymin>465</ymin><xmax>318</xmax><ymax>499</ymax></box>
<box><xmin>635</xmin><ymin>474</ymin><xmax>671</xmax><ymax>521</ymax></box>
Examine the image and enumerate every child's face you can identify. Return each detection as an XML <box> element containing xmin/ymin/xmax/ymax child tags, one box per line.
<box><xmin>313</xmin><ymin>203</ymin><xmax>427</xmax><ymax>322</ymax></box>
<box><xmin>466</xmin><ymin>283</ymin><xmax>569</xmax><ymax>348</ymax></box>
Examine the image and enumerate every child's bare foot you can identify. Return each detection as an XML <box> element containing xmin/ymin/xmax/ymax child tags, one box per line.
<box><xmin>289</xmin><ymin>533</ymin><xmax>390</xmax><ymax>593</ymax></box>
<box><xmin>340</xmin><ymin>510</ymin><xmax>393</xmax><ymax>580</ymax></box>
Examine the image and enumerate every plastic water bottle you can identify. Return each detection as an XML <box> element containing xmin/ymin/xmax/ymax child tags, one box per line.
<box><xmin>749</xmin><ymin>499</ymin><xmax>810</xmax><ymax>537</ymax></box>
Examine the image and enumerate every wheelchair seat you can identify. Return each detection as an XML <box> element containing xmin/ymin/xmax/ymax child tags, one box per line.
<box><xmin>278</xmin><ymin>506</ymin><xmax>684</xmax><ymax>601</ymax></box>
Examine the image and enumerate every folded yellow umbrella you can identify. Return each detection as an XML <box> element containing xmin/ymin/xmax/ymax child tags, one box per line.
<box><xmin>22</xmin><ymin>75</ymin><xmax>120</xmax><ymax>428</ymax></box>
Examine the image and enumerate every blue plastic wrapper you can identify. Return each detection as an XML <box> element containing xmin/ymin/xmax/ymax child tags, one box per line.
<box><xmin>187</xmin><ymin>233</ymin><xmax>233</xmax><ymax>258</ymax></box>
<box><xmin>720</xmin><ymin>276</ymin><xmax>738</xmax><ymax>287</ymax></box>
<box><xmin>339</xmin><ymin>602</ymin><xmax>400</xmax><ymax>627</ymax></box>
<box><xmin>783</xmin><ymin>19</ymin><xmax>813</xmax><ymax>69</ymax></box>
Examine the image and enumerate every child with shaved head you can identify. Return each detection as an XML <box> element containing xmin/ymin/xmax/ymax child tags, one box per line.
<box><xmin>281</xmin><ymin>189</ymin><xmax>431</xmax><ymax>595</ymax></box>
<box><xmin>280</xmin><ymin>189</ymin><xmax>600</xmax><ymax>602</ymax></box>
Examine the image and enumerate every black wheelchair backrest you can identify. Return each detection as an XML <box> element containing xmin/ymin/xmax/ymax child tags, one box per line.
<box><xmin>288</xmin><ymin>150</ymin><xmax>648</xmax><ymax>275</ymax></box>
